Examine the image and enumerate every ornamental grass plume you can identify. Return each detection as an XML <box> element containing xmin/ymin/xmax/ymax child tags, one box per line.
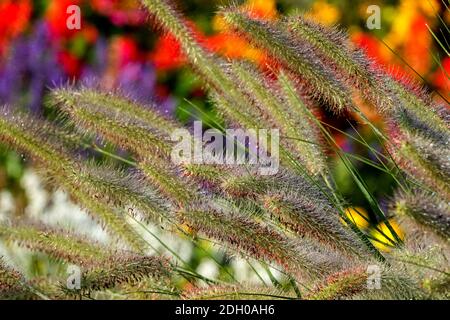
<box><xmin>61</xmin><ymin>255</ymin><xmax>173</xmax><ymax>297</ymax></box>
<box><xmin>0</xmin><ymin>259</ymin><xmax>36</xmax><ymax>300</ymax></box>
<box><xmin>220</xmin><ymin>7</ymin><xmax>353</xmax><ymax>112</ymax></box>
<box><xmin>0</xmin><ymin>0</ymin><xmax>448</xmax><ymax>300</ymax></box>
<box><xmin>182</xmin><ymin>284</ymin><xmax>295</xmax><ymax>300</ymax></box>
<box><xmin>392</xmin><ymin>190</ymin><xmax>450</xmax><ymax>240</ymax></box>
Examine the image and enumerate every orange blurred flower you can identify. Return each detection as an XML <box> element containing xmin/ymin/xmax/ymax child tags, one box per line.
<box><xmin>378</xmin><ymin>0</ymin><xmax>435</xmax><ymax>78</ymax></box>
<box><xmin>213</xmin><ymin>0</ymin><xmax>277</xmax><ymax>31</ymax></box>
<box><xmin>91</xmin><ymin>0</ymin><xmax>146</xmax><ymax>26</ymax></box>
<box><xmin>370</xmin><ymin>219</ymin><xmax>404</xmax><ymax>253</ymax></box>
<box><xmin>341</xmin><ymin>207</ymin><xmax>370</xmax><ymax>230</ymax></box>
<box><xmin>150</xmin><ymin>32</ymin><xmax>185</xmax><ymax>71</ymax></box>
<box><xmin>150</xmin><ymin>20</ymin><xmax>208</xmax><ymax>71</ymax></box>
<box><xmin>44</xmin><ymin>0</ymin><xmax>97</xmax><ymax>43</ymax></box>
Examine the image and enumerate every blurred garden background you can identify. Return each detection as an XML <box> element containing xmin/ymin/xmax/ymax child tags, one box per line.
<box><xmin>0</xmin><ymin>0</ymin><xmax>448</xmax><ymax>283</ymax></box>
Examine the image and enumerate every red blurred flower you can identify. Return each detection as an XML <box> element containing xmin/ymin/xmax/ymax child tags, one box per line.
<box><xmin>433</xmin><ymin>57</ymin><xmax>450</xmax><ymax>97</ymax></box>
<box><xmin>0</xmin><ymin>0</ymin><xmax>32</xmax><ymax>56</ymax></box>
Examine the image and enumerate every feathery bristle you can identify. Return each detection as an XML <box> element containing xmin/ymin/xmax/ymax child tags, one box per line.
<box><xmin>181</xmin><ymin>164</ymin><xmax>225</xmax><ymax>190</ymax></box>
<box><xmin>308</xmin><ymin>266</ymin><xmax>420</xmax><ymax>300</ymax></box>
<box><xmin>390</xmin><ymin>103</ymin><xmax>450</xmax><ymax>147</ymax></box>
<box><xmin>0</xmin><ymin>0</ymin><xmax>443</xmax><ymax>300</ymax></box>
<box><xmin>50</xmin><ymin>88</ymin><xmax>198</xmax><ymax>206</ymax></box>
<box><xmin>0</xmin><ymin>112</ymin><xmax>150</xmax><ymax>252</ymax></box>
<box><xmin>208</xmin><ymin>90</ymin><xmax>262</xmax><ymax>131</ymax></box>
<box><xmin>64</xmin><ymin>183</ymin><xmax>148</xmax><ymax>253</ymax></box>
<box><xmin>228</xmin><ymin>62</ymin><xmax>328</xmax><ymax>176</ymax></box>
<box><xmin>140</xmin><ymin>0</ymin><xmax>220</xmax><ymax>85</ymax></box>
<box><xmin>285</xmin><ymin>15</ymin><xmax>449</xmax><ymax>147</ymax></box>
<box><xmin>386</xmin><ymin>79</ymin><xmax>450</xmax><ymax>145</ymax></box>
<box><xmin>139</xmin><ymin>159</ymin><xmax>198</xmax><ymax>206</ymax></box>
<box><xmin>219</xmin><ymin>167</ymin><xmax>331</xmax><ymax>211</ymax></box>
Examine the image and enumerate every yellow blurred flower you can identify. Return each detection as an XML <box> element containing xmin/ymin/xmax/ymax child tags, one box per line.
<box><xmin>370</xmin><ymin>219</ymin><xmax>404</xmax><ymax>253</ymax></box>
<box><xmin>306</xmin><ymin>0</ymin><xmax>341</xmax><ymax>26</ymax></box>
<box><xmin>341</xmin><ymin>207</ymin><xmax>370</xmax><ymax>230</ymax></box>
